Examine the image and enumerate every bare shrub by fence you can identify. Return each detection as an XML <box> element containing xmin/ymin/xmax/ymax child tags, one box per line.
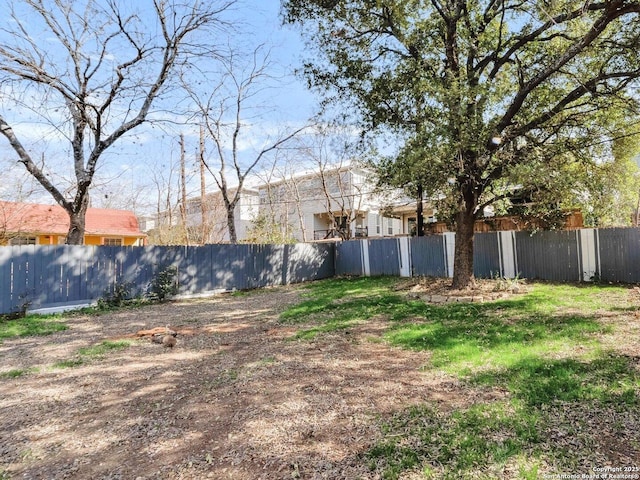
<box><xmin>2</xmin><ymin>227</ymin><xmax>639</xmax><ymax>315</ymax></box>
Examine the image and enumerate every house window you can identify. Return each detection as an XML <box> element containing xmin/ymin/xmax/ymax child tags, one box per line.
<box><xmin>9</xmin><ymin>236</ymin><xmax>36</xmax><ymax>245</ymax></box>
<box><xmin>387</xmin><ymin>217</ymin><xmax>394</xmax><ymax>235</ymax></box>
<box><xmin>375</xmin><ymin>214</ymin><xmax>381</xmax><ymax>234</ymax></box>
<box><xmin>103</xmin><ymin>238</ymin><xmax>123</xmax><ymax>246</ymax></box>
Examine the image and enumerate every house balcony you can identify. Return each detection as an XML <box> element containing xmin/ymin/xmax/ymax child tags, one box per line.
<box><xmin>354</xmin><ymin>226</ymin><xmax>368</xmax><ymax>238</ymax></box>
<box><xmin>313</xmin><ymin>229</ymin><xmax>341</xmax><ymax>240</ymax></box>
<box><xmin>313</xmin><ymin>226</ymin><xmax>368</xmax><ymax>240</ymax></box>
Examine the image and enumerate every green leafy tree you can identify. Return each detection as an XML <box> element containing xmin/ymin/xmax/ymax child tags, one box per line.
<box><xmin>582</xmin><ymin>130</ymin><xmax>640</xmax><ymax>227</ymax></box>
<box><xmin>284</xmin><ymin>0</ymin><xmax>640</xmax><ymax>288</ymax></box>
<box><xmin>495</xmin><ymin>120</ymin><xmax>640</xmax><ymax>228</ymax></box>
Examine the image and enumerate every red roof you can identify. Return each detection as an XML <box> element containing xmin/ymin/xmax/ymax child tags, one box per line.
<box><xmin>0</xmin><ymin>201</ymin><xmax>144</xmax><ymax>237</ymax></box>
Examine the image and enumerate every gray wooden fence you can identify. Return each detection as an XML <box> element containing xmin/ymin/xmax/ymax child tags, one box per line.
<box><xmin>3</xmin><ymin>227</ymin><xmax>640</xmax><ymax>316</ymax></box>
<box><xmin>336</xmin><ymin>227</ymin><xmax>640</xmax><ymax>283</ymax></box>
<box><xmin>0</xmin><ymin>243</ymin><xmax>335</xmax><ymax>315</ymax></box>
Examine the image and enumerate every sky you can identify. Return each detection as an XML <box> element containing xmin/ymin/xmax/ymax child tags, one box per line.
<box><xmin>0</xmin><ymin>0</ymin><xmax>321</xmax><ymax>215</ymax></box>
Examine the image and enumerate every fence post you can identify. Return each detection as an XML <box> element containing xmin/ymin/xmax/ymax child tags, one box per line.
<box><xmin>498</xmin><ymin>231</ymin><xmax>518</xmax><ymax>278</ymax></box>
<box><xmin>578</xmin><ymin>228</ymin><xmax>599</xmax><ymax>282</ymax></box>
<box><xmin>398</xmin><ymin>237</ymin><xmax>412</xmax><ymax>277</ymax></box>
<box><xmin>360</xmin><ymin>239</ymin><xmax>370</xmax><ymax>276</ymax></box>
<box><xmin>443</xmin><ymin>232</ymin><xmax>455</xmax><ymax>278</ymax></box>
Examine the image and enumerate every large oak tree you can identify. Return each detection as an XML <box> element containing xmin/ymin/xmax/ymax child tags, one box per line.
<box><xmin>283</xmin><ymin>0</ymin><xmax>640</xmax><ymax>288</ymax></box>
<box><xmin>0</xmin><ymin>0</ymin><xmax>232</xmax><ymax>244</ymax></box>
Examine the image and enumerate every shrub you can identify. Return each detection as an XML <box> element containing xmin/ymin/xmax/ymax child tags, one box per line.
<box><xmin>97</xmin><ymin>281</ymin><xmax>134</xmax><ymax>309</ymax></box>
<box><xmin>148</xmin><ymin>265</ymin><xmax>178</xmax><ymax>302</ymax></box>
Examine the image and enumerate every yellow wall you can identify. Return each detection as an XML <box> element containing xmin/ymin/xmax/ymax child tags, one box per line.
<box><xmin>84</xmin><ymin>236</ymin><xmax>102</xmax><ymax>246</ymax></box>
<box><xmin>122</xmin><ymin>237</ymin><xmax>145</xmax><ymax>246</ymax></box>
<box><xmin>85</xmin><ymin>235</ymin><xmax>145</xmax><ymax>246</ymax></box>
<box><xmin>37</xmin><ymin>235</ymin><xmax>63</xmax><ymax>245</ymax></box>
<box><xmin>2</xmin><ymin>233</ymin><xmax>145</xmax><ymax>246</ymax></box>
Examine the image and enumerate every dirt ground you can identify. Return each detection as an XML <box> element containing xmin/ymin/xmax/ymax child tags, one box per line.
<box><xmin>1</xmin><ymin>283</ymin><xmax>503</xmax><ymax>480</ymax></box>
<box><xmin>3</xmin><ymin>279</ymin><xmax>637</xmax><ymax>479</ymax></box>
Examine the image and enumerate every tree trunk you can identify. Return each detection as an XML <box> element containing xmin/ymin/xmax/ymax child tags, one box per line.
<box><xmin>451</xmin><ymin>188</ymin><xmax>477</xmax><ymax>289</ymax></box>
<box><xmin>64</xmin><ymin>188</ymin><xmax>90</xmax><ymax>244</ymax></box>
<box><xmin>416</xmin><ymin>183</ymin><xmax>424</xmax><ymax>237</ymax></box>
<box><xmin>66</xmin><ymin>213</ymin><xmax>86</xmax><ymax>244</ymax></box>
<box><xmin>227</xmin><ymin>208</ymin><xmax>237</xmax><ymax>243</ymax></box>
<box><xmin>66</xmin><ymin>199</ymin><xmax>88</xmax><ymax>245</ymax></box>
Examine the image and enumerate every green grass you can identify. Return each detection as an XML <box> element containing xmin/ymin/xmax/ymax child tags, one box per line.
<box><xmin>77</xmin><ymin>340</ymin><xmax>131</xmax><ymax>357</ymax></box>
<box><xmin>0</xmin><ymin>368</ymin><xmax>37</xmax><ymax>379</ymax></box>
<box><xmin>370</xmin><ymin>352</ymin><xmax>640</xmax><ymax>479</ymax></box>
<box><xmin>0</xmin><ymin>312</ymin><xmax>129</xmax><ymax>372</ymax></box>
<box><xmin>470</xmin><ymin>354</ymin><xmax>640</xmax><ymax>407</ymax></box>
<box><xmin>52</xmin><ymin>340</ymin><xmax>132</xmax><ymax>369</ymax></box>
<box><xmin>52</xmin><ymin>358</ymin><xmax>86</xmax><ymax>369</ymax></box>
<box><xmin>280</xmin><ymin>276</ymin><xmax>407</xmax><ymax>338</ymax></box>
<box><xmin>281</xmin><ymin>276</ymin><xmax>401</xmax><ymax>321</ymax></box>
<box><xmin>281</xmin><ymin>277</ymin><xmax>639</xmax><ymax>478</ymax></box>
<box><xmin>231</xmin><ymin>289</ymin><xmax>252</xmax><ymax>297</ymax></box>
<box><xmin>385</xmin><ymin>305</ymin><xmax>607</xmax><ymax>375</ymax></box>
<box><xmin>384</xmin><ymin>282</ymin><xmax>622</xmax><ymax>376</ymax></box>
<box><xmin>0</xmin><ymin>314</ymin><xmax>68</xmax><ymax>342</ymax></box>
<box><xmin>210</xmin><ymin>368</ymin><xmax>240</xmax><ymax>387</ymax></box>
<box><xmin>367</xmin><ymin>401</ymin><xmax>542</xmax><ymax>480</ymax></box>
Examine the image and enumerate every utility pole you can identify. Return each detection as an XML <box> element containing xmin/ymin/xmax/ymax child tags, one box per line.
<box><xmin>199</xmin><ymin>125</ymin><xmax>208</xmax><ymax>244</ymax></box>
<box><xmin>179</xmin><ymin>134</ymin><xmax>190</xmax><ymax>246</ymax></box>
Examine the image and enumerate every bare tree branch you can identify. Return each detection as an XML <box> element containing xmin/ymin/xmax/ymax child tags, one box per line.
<box><xmin>181</xmin><ymin>44</ymin><xmax>310</xmax><ymax>243</ymax></box>
<box><xmin>0</xmin><ymin>0</ymin><xmax>233</xmax><ymax>243</ymax></box>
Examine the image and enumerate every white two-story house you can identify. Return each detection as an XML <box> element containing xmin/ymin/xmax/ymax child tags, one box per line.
<box><xmin>256</xmin><ymin>165</ymin><xmax>430</xmax><ymax>242</ymax></box>
<box><xmin>144</xmin><ymin>164</ymin><xmax>435</xmax><ymax>244</ymax></box>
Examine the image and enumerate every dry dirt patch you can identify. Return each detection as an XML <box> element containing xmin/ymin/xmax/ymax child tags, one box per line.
<box><xmin>0</xmin><ymin>284</ymin><xmax>493</xmax><ymax>480</ymax></box>
<box><xmin>399</xmin><ymin>276</ymin><xmax>529</xmax><ymax>302</ymax></box>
